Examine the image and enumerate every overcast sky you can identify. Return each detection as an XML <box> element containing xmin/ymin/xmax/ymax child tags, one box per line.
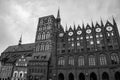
<box><xmin>0</xmin><ymin>0</ymin><xmax>120</xmax><ymax>54</ymax></box>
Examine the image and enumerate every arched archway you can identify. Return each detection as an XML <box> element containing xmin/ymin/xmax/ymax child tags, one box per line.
<box><xmin>102</xmin><ymin>72</ymin><xmax>109</xmax><ymax>80</ymax></box>
<box><xmin>90</xmin><ymin>72</ymin><xmax>97</xmax><ymax>80</ymax></box>
<box><xmin>115</xmin><ymin>71</ymin><xmax>120</xmax><ymax>80</ymax></box>
<box><xmin>79</xmin><ymin>73</ymin><xmax>85</xmax><ymax>80</ymax></box>
<box><xmin>69</xmin><ymin>73</ymin><xmax>74</xmax><ymax>80</ymax></box>
<box><xmin>58</xmin><ymin>73</ymin><xmax>64</xmax><ymax>80</ymax></box>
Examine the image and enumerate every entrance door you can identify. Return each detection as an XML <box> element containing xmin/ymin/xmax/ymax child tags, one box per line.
<box><xmin>115</xmin><ymin>72</ymin><xmax>120</xmax><ymax>80</ymax></box>
<box><xmin>58</xmin><ymin>73</ymin><xmax>64</xmax><ymax>80</ymax></box>
<box><xmin>79</xmin><ymin>73</ymin><xmax>85</xmax><ymax>80</ymax></box>
<box><xmin>90</xmin><ymin>72</ymin><xmax>97</xmax><ymax>80</ymax></box>
<box><xmin>69</xmin><ymin>73</ymin><xmax>74</xmax><ymax>80</ymax></box>
<box><xmin>102</xmin><ymin>72</ymin><xmax>109</xmax><ymax>80</ymax></box>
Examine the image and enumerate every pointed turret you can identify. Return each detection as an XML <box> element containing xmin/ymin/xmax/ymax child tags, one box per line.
<box><xmin>18</xmin><ymin>35</ymin><xmax>22</xmax><ymax>45</ymax></box>
<box><xmin>91</xmin><ymin>20</ymin><xmax>94</xmax><ymax>28</ymax></box>
<box><xmin>100</xmin><ymin>19</ymin><xmax>104</xmax><ymax>26</ymax></box>
<box><xmin>57</xmin><ymin>8</ymin><xmax>60</xmax><ymax>18</ymax></box>
<box><xmin>65</xmin><ymin>24</ymin><xmax>68</xmax><ymax>32</ymax></box>
<box><xmin>73</xmin><ymin>22</ymin><xmax>76</xmax><ymax>30</ymax></box>
<box><xmin>56</xmin><ymin>8</ymin><xmax>61</xmax><ymax>22</ymax></box>
<box><xmin>112</xmin><ymin>16</ymin><xmax>117</xmax><ymax>26</ymax></box>
<box><xmin>82</xmin><ymin>22</ymin><xmax>85</xmax><ymax>29</ymax></box>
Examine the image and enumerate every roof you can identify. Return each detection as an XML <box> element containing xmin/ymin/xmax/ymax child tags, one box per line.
<box><xmin>3</xmin><ymin>43</ymin><xmax>35</xmax><ymax>53</ymax></box>
<box><xmin>0</xmin><ymin>43</ymin><xmax>35</xmax><ymax>63</ymax></box>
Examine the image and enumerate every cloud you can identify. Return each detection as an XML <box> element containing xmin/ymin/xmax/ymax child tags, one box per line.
<box><xmin>0</xmin><ymin>0</ymin><xmax>120</xmax><ymax>54</ymax></box>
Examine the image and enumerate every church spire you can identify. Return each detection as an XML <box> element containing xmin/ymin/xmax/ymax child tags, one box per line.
<box><xmin>57</xmin><ymin>8</ymin><xmax>60</xmax><ymax>18</ymax></box>
<box><xmin>112</xmin><ymin>16</ymin><xmax>116</xmax><ymax>26</ymax></box>
<box><xmin>56</xmin><ymin>8</ymin><xmax>61</xmax><ymax>22</ymax></box>
<box><xmin>18</xmin><ymin>35</ymin><xmax>22</xmax><ymax>45</ymax></box>
<box><xmin>65</xmin><ymin>24</ymin><xmax>68</xmax><ymax>31</ymax></box>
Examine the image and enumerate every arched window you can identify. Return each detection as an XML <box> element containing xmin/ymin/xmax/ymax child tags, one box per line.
<box><xmin>19</xmin><ymin>73</ymin><xmax>22</xmax><ymax>77</ymax></box>
<box><xmin>111</xmin><ymin>53</ymin><xmax>119</xmax><ymax>64</ymax></box>
<box><xmin>36</xmin><ymin>44</ymin><xmax>40</xmax><ymax>52</ymax></box>
<box><xmin>90</xmin><ymin>72</ymin><xmax>97</xmax><ymax>80</ymax></box>
<box><xmin>37</xmin><ymin>33</ymin><xmax>41</xmax><ymax>40</ymax></box>
<box><xmin>68</xmin><ymin>57</ymin><xmax>74</xmax><ymax>65</ymax></box>
<box><xmin>115</xmin><ymin>71</ymin><xmax>120</xmax><ymax>80</ymax></box>
<box><xmin>69</xmin><ymin>73</ymin><xmax>74</xmax><ymax>80</ymax></box>
<box><xmin>58</xmin><ymin>73</ymin><xmax>64</xmax><ymax>80</ymax></box>
<box><xmin>40</xmin><ymin>44</ymin><xmax>45</xmax><ymax>51</ymax></box>
<box><xmin>46</xmin><ymin>32</ymin><xmax>50</xmax><ymax>39</ymax></box>
<box><xmin>42</xmin><ymin>32</ymin><xmax>45</xmax><ymax>40</ymax></box>
<box><xmin>102</xmin><ymin>72</ymin><xmax>109</xmax><ymax>80</ymax></box>
<box><xmin>78</xmin><ymin>56</ymin><xmax>84</xmax><ymax>66</ymax></box>
<box><xmin>19</xmin><ymin>71</ymin><xmax>24</xmax><ymax>78</ymax></box>
<box><xmin>58</xmin><ymin>57</ymin><xmax>65</xmax><ymax>66</ymax></box>
<box><xmin>79</xmin><ymin>73</ymin><xmax>85</xmax><ymax>80</ymax></box>
<box><xmin>13</xmin><ymin>71</ymin><xmax>18</xmax><ymax>77</ymax></box>
<box><xmin>100</xmin><ymin>54</ymin><xmax>107</xmax><ymax>65</ymax></box>
<box><xmin>89</xmin><ymin>55</ymin><xmax>95</xmax><ymax>66</ymax></box>
<box><xmin>45</xmin><ymin>44</ymin><xmax>49</xmax><ymax>50</ymax></box>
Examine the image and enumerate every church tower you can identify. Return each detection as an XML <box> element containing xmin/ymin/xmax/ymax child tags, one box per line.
<box><xmin>28</xmin><ymin>14</ymin><xmax>57</xmax><ymax>80</ymax></box>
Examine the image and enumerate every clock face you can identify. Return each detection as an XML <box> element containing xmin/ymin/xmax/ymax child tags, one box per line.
<box><xmin>86</xmin><ymin>29</ymin><xmax>91</xmax><ymax>34</ymax></box>
<box><xmin>77</xmin><ymin>30</ymin><xmax>82</xmax><ymax>35</ymax></box>
<box><xmin>59</xmin><ymin>33</ymin><xmax>64</xmax><ymax>37</ymax></box>
<box><xmin>96</xmin><ymin>28</ymin><xmax>101</xmax><ymax>32</ymax></box>
<box><xmin>106</xmin><ymin>26</ymin><xmax>113</xmax><ymax>31</ymax></box>
<box><xmin>68</xmin><ymin>32</ymin><xmax>73</xmax><ymax>36</ymax></box>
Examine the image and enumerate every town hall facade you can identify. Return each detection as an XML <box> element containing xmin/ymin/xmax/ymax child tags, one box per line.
<box><xmin>0</xmin><ymin>10</ymin><xmax>120</xmax><ymax>80</ymax></box>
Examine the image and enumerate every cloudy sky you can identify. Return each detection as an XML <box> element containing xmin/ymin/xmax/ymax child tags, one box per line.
<box><xmin>0</xmin><ymin>0</ymin><xmax>120</xmax><ymax>54</ymax></box>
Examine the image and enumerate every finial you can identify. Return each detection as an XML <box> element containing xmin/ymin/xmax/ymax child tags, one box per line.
<box><xmin>57</xmin><ymin>7</ymin><xmax>60</xmax><ymax>18</ymax></box>
<box><xmin>91</xmin><ymin>19</ymin><xmax>94</xmax><ymax>28</ymax></box>
<box><xmin>65</xmin><ymin>24</ymin><xmax>68</xmax><ymax>31</ymax></box>
<box><xmin>100</xmin><ymin>17</ymin><xmax>104</xmax><ymax>26</ymax></box>
<box><xmin>18</xmin><ymin>35</ymin><xmax>22</xmax><ymax>45</ymax></box>
<box><xmin>73</xmin><ymin>22</ymin><xmax>76</xmax><ymax>30</ymax></box>
<box><xmin>112</xmin><ymin>16</ymin><xmax>116</xmax><ymax>25</ymax></box>
<box><xmin>82</xmin><ymin>22</ymin><xmax>85</xmax><ymax>29</ymax></box>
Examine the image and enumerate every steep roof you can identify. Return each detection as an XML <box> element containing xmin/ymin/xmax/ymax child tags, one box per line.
<box><xmin>1</xmin><ymin>43</ymin><xmax>35</xmax><ymax>63</ymax></box>
<box><xmin>4</xmin><ymin>43</ymin><xmax>35</xmax><ymax>53</ymax></box>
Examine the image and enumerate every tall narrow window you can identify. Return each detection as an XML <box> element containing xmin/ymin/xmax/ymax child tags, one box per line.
<box><xmin>68</xmin><ymin>57</ymin><xmax>74</xmax><ymax>66</ymax></box>
<box><xmin>46</xmin><ymin>32</ymin><xmax>50</xmax><ymax>39</ymax></box>
<box><xmin>111</xmin><ymin>53</ymin><xmax>119</xmax><ymax>64</ymax></box>
<box><xmin>100</xmin><ymin>54</ymin><xmax>107</xmax><ymax>65</ymax></box>
<box><xmin>78</xmin><ymin>56</ymin><xmax>84</xmax><ymax>66</ymax></box>
<box><xmin>36</xmin><ymin>44</ymin><xmax>40</xmax><ymax>52</ymax></box>
<box><xmin>42</xmin><ymin>32</ymin><xmax>46</xmax><ymax>40</ymax></box>
<box><xmin>45</xmin><ymin>43</ymin><xmax>49</xmax><ymax>50</ymax></box>
<box><xmin>89</xmin><ymin>55</ymin><xmax>95</xmax><ymax>66</ymax></box>
<box><xmin>13</xmin><ymin>72</ymin><xmax>18</xmax><ymax>77</ymax></box>
<box><xmin>58</xmin><ymin>57</ymin><xmax>65</xmax><ymax>66</ymax></box>
<box><xmin>41</xmin><ymin>44</ymin><xmax>44</xmax><ymax>51</ymax></box>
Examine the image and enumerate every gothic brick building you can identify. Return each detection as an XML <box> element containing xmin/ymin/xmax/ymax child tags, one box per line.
<box><xmin>0</xmin><ymin>10</ymin><xmax>120</xmax><ymax>80</ymax></box>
